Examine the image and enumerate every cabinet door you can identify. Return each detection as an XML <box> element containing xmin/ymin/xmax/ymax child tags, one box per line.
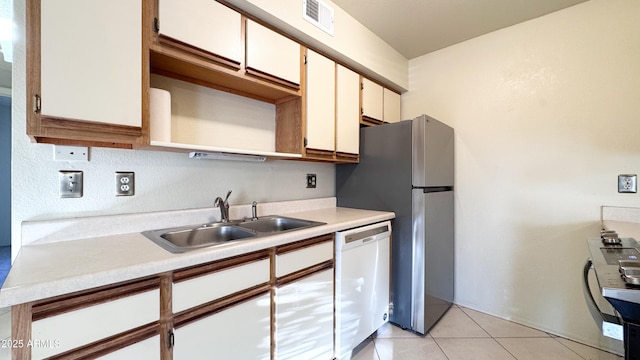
<box><xmin>173</xmin><ymin>294</ymin><xmax>271</xmax><ymax>360</ymax></box>
<box><xmin>97</xmin><ymin>335</ymin><xmax>160</xmax><ymax>360</ymax></box>
<box><xmin>40</xmin><ymin>0</ymin><xmax>141</xmax><ymax>127</ymax></box>
<box><xmin>158</xmin><ymin>0</ymin><xmax>242</xmax><ymax>66</ymax></box>
<box><xmin>305</xmin><ymin>50</ymin><xmax>335</xmax><ymax>152</ymax></box>
<box><xmin>276</xmin><ymin>238</ymin><xmax>333</xmax><ymax>277</ymax></box>
<box><xmin>172</xmin><ymin>256</ymin><xmax>270</xmax><ymax>313</ymax></box>
<box><xmin>336</xmin><ymin>65</ymin><xmax>360</xmax><ymax>154</ymax></box>
<box><xmin>384</xmin><ymin>88</ymin><xmax>401</xmax><ymax>123</ymax></box>
<box><xmin>275</xmin><ymin>269</ymin><xmax>334</xmax><ymax>360</ymax></box>
<box><xmin>30</xmin><ymin>289</ymin><xmax>159</xmax><ymax>359</ymax></box>
<box><xmin>361</xmin><ymin>77</ymin><xmax>383</xmax><ymax>122</ymax></box>
<box><xmin>246</xmin><ymin>20</ymin><xmax>301</xmax><ymax>86</ymax></box>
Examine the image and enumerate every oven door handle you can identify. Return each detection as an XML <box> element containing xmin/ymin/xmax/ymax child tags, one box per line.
<box><xmin>582</xmin><ymin>259</ymin><xmax>622</xmax><ymax>328</ymax></box>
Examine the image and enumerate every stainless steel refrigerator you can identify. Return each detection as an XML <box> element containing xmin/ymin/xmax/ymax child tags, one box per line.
<box><xmin>336</xmin><ymin>114</ymin><xmax>454</xmax><ymax>335</ymax></box>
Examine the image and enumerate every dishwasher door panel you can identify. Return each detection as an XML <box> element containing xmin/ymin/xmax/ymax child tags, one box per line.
<box><xmin>336</xmin><ymin>221</ymin><xmax>391</xmax><ymax>359</ymax></box>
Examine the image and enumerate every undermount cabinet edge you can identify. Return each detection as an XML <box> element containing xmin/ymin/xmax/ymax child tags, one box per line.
<box><xmin>26</xmin><ymin>0</ymin><xmax>398</xmax><ymax>163</ymax></box>
<box><xmin>11</xmin><ymin>234</ymin><xmax>337</xmax><ymax>359</ymax></box>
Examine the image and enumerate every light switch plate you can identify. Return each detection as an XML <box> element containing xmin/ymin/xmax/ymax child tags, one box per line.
<box><xmin>59</xmin><ymin>171</ymin><xmax>83</xmax><ymax>198</ymax></box>
<box><xmin>618</xmin><ymin>174</ymin><xmax>637</xmax><ymax>193</ymax></box>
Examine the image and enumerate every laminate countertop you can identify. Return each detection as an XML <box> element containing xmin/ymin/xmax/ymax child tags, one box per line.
<box><xmin>0</xmin><ymin>201</ymin><xmax>394</xmax><ymax>308</ymax></box>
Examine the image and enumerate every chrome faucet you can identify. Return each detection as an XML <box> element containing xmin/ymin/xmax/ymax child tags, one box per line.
<box><xmin>214</xmin><ymin>190</ymin><xmax>232</xmax><ymax>223</ymax></box>
<box><xmin>251</xmin><ymin>201</ymin><xmax>259</xmax><ymax>221</ymax></box>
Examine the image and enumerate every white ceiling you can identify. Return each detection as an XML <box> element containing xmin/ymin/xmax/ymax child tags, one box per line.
<box><xmin>331</xmin><ymin>0</ymin><xmax>588</xmax><ymax>59</ymax></box>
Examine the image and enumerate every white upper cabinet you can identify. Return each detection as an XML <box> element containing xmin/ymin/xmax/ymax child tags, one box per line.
<box><xmin>361</xmin><ymin>77</ymin><xmax>384</xmax><ymax>122</ymax></box>
<box><xmin>384</xmin><ymin>88</ymin><xmax>402</xmax><ymax>123</ymax></box>
<box><xmin>336</xmin><ymin>65</ymin><xmax>360</xmax><ymax>154</ymax></box>
<box><xmin>305</xmin><ymin>49</ymin><xmax>335</xmax><ymax>152</ymax></box>
<box><xmin>246</xmin><ymin>20</ymin><xmax>301</xmax><ymax>86</ymax></box>
<box><xmin>158</xmin><ymin>0</ymin><xmax>242</xmax><ymax>65</ymax></box>
<box><xmin>40</xmin><ymin>0</ymin><xmax>141</xmax><ymax>127</ymax></box>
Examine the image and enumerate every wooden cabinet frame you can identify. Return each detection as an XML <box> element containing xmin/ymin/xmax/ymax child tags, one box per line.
<box><xmin>12</xmin><ymin>276</ymin><xmax>165</xmax><ymax>360</ymax></box>
<box><xmin>10</xmin><ymin>235</ymin><xmax>337</xmax><ymax>359</ymax></box>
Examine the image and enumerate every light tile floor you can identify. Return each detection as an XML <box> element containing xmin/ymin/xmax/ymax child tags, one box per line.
<box><xmin>352</xmin><ymin>306</ymin><xmax>623</xmax><ymax>360</ymax></box>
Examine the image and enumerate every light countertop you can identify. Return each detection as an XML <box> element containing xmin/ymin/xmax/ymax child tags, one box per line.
<box><xmin>0</xmin><ymin>203</ymin><xmax>394</xmax><ymax>308</ymax></box>
<box><xmin>601</xmin><ymin>205</ymin><xmax>640</xmax><ymax>239</ymax></box>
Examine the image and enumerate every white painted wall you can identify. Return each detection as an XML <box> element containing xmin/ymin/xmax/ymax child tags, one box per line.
<box><xmin>404</xmin><ymin>0</ymin><xmax>639</xmax><ymax>353</ymax></box>
<box><xmin>11</xmin><ymin>0</ymin><xmax>333</xmax><ymax>260</ymax></box>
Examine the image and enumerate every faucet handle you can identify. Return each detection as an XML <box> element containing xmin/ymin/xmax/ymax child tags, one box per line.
<box><xmin>224</xmin><ymin>190</ymin><xmax>232</xmax><ymax>203</ymax></box>
<box><xmin>251</xmin><ymin>201</ymin><xmax>259</xmax><ymax>221</ymax></box>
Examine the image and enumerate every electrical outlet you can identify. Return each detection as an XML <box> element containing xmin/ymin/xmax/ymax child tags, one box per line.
<box><xmin>618</xmin><ymin>174</ymin><xmax>637</xmax><ymax>193</ymax></box>
<box><xmin>116</xmin><ymin>172</ymin><xmax>135</xmax><ymax>196</ymax></box>
<box><xmin>307</xmin><ymin>174</ymin><xmax>317</xmax><ymax>188</ymax></box>
<box><xmin>59</xmin><ymin>171</ymin><xmax>83</xmax><ymax>198</ymax></box>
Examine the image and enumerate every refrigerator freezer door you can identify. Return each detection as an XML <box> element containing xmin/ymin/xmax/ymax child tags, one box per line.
<box><xmin>412</xmin><ymin>115</ymin><xmax>454</xmax><ymax>188</ymax></box>
<box><xmin>411</xmin><ymin>189</ymin><xmax>454</xmax><ymax>334</ymax></box>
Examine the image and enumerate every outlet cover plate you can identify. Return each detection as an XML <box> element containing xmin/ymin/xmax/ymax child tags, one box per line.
<box><xmin>618</xmin><ymin>174</ymin><xmax>637</xmax><ymax>193</ymax></box>
<box><xmin>307</xmin><ymin>174</ymin><xmax>317</xmax><ymax>188</ymax></box>
<box><xmin>116</xmin><ymin>172</ymin><xmax>135</xmax><ymax>196</ymax></box>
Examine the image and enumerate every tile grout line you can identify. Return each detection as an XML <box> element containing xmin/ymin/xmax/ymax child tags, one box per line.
<box><xmin>549</xmin><ymin>336</ymin><xmax>588</xmax><ymax>360</ymax></box>
<box><xmin>457</xmin><ymin>305</ymin><xmax>521</xmax><ymax>360</ymax></box>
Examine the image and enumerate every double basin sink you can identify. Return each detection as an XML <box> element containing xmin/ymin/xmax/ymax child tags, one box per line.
<box><xmin>142</xmin><ymin>215</ymin><xmax>325</xmax><ymax>253</ymax></box>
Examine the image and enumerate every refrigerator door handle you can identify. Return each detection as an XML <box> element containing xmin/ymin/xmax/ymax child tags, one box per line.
<box><xmin>415</xmin><ymin>186</ymin><xmax>453</xmax><ymax>193</ymax></box>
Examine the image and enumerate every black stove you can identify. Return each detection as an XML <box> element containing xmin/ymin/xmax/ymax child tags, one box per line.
<box><xmin>585</xmin><ymin>231</ymin><xmax>640</xmax><ymax>360</ymax></box>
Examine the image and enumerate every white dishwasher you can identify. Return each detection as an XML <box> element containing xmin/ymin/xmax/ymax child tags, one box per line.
<box><xmin>335</xmin><ymin>221</ymin><xmax>391</xmax><ymax>359</ymax></box>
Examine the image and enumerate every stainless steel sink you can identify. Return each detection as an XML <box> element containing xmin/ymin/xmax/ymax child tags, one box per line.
<box><xmin>237</xmin><ymin>215</ymin><xmax>324</xmax><ymax>234</ymax></box>
<box><xmin>143</xmin><ymin>215</ymin><xmax>325</xmax><ymax>253</ymax></box>
<box><xmin>142</xmin><ymin>223</ymin><xmax>257</xmax><ymax>253</ymax></box>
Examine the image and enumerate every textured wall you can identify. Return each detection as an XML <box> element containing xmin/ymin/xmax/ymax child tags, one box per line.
<box><xmin>404</xmin><ymin>0</ymin><xmax>639</xmax><ymax>353</ymax></box>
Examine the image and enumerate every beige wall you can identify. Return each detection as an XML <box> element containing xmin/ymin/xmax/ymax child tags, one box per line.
<box><xmin>404</xmin><ymin>0</ymin><xmax>639</xmax><ymax>353</ymax></box>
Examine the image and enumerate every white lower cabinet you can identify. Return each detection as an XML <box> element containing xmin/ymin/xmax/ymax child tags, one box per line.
<box><xmin>28</xmin><ymin>284</ymin><xmax>160</xmax><ymax>359</ymax></box>
<box><xmin>97</xmin><ymin>335</ymin><xmax>161</xmax><ymax>360</ymax></box>
<box><xmin>173</xmin><ymin>293</ymin><xmax>271</xmax><ymax>360</ymax></box>
<box><xmin>274</xmin><ymin>269</ymin><xmax>334</xmax><ymax>360</ymax></box>
<box><xmin>274</xmin><ymin>234</ymin><xmax>335</xmax><ymax>360</ymax></box>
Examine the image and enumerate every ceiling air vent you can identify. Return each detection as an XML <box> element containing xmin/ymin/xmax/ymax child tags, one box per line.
<box><xmin>303</xmin><ymin>0</ymin><xmax>334</xmax><ymax>36</ymax></box>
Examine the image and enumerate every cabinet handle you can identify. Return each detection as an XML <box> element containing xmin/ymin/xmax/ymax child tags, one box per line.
<box><xmin>153</xmin><ymin>17</ymin><xmax>160</xmax><ymax>33</ymax></box>
<box><xmin>167</xmin><ymin>330</ymin><xmax>175</xmax><ymax>349</ymax></box>
<box><xmin>33</xmin><ymin>94</ymin><xmax>41</xmax><ymax>113</ymax></box>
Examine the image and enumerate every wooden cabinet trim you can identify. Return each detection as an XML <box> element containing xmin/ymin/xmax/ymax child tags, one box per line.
<box><xmin>336</xmin><ymin>152</ymin><xmax>359</xmax><ymax>163</ymax></box>
<box><xmin>34</xmin><ymin>137</ymin><xmax>134</xmax><ymax>150</ymax></box>
<box><xmin>361</xmin><ymin>115</ymin><xmax>385</xmax><ymax>126</ymax></box>
<box><xmin>158</xmin><ymin>34</ymin><xmax>242</xmax><ymax>71</ymax></box>
<box><xmin>11</xmin><ymin>303</ymin><xmax>32</xmax><ymax>360</ymax></box>
<box><xmin>159</xmin><ymin>273</ymin><xmax>173</xmax><ymax>360</ymax></box>
<box><xmin>150</xmin><ymin>48</ymin><xmax>300</xmax><ymax>103</ymax></box>
<box><xmin>276</xmin><ymin>233</ymin><xmax>334</xmax><ymax>255</ymax></box>
<box><xmin>45</xmin><ymin>322</ymin><xmax>159</xmax><ymax>360</ymax></box>
<box><xmin>245</xmin><ymin>67</ymin><xmax>301</xmax><ymax>91</ymax></box>
<box><xmin>173</xmin><ymin>283</ymin><xmax>271</xmax><ymax>329</ymax></box>
<box><xmin>40</xmin><ymin>116</ymin><xmax>143</xmax><ymax>137</ymax></box>
<box><xmin>31</xmin><ymin>276</ymin><xmax>161</xmax><ymax>322</ymax></box>
<box><xmin>275</xmin><ymin>259</ymin><xmax>333</xmax><ymax>288</ymax></box>
<box><xmin>172</xmin><ymin>250</ymin><xmax>270</xmax><ymax>283</ymax></box>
